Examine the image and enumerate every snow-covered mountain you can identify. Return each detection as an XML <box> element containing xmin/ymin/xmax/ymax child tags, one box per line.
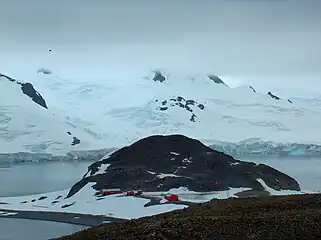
<box><xmin>2</xmin><ymin>69</ymin><xmax>321</xmax><ymax>155</ymax></box>
<box><xmin>0</xmin><ymin>73</ymin><xmax>104</xmax><ymax>153</ymax></box>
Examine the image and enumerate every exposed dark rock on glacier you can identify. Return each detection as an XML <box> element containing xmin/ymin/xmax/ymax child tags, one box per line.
<box><xmin>152</xmin><ymin>71</ymin><xmax>166</xmax><ymax>82</ymax></box>
<box><xmin>268</xmin><ymin>91</ymin><xmax>293</xmax><ymax>104</ymax></box>
<box><xmin>71</xmin><ymin>137</ymin><xmax>81</xmax><ymax>146</ymax></box>
<box><xmin>21</xmin><ymin>82</ymin><xmax>48</xmax><ymax>109</ymax></box>
<box><xmin>37</xmin><ymin>68</ymin><xmax>52</xmax><ymax>75</ymax></box>
<box><xmin>208</xmin><ymin>74</ymin><xmax>228</xmax><ymax>86</ymax></box>
<box><xmin>0</xmin><ymin>73</ymin><xmax>48</xmax><ymax>109</ymax></box>
<box><xmin>268</xmin><ymin>91</ymin><xmax>281</xmax><ymax>100</ymax></box>
<box><xmin>249</xmin><ymin>86</ymin><xmax>256</xmax><ymax>93</ymax></box>
<box><xmin>155</xmin><ymin>96</ymin><xmax>205</xmax><ymax>122</ymax></box>
<box><xmin>66</xmin><ymin>134</ymin><xmax>300</xmax><ymax>198</ymax></box>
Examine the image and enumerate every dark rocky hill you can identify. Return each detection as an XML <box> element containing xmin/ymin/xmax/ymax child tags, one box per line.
<box><xmin>66</xmin><ymin>134</ymin><xmax>300</xmax><ymax>198</ymax></box>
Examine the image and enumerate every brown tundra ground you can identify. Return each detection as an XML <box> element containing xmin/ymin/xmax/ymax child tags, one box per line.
<box><xmin>58</xmin><ymin>193</ymin><xmax>321</xmax><ymax>240</ymax></box>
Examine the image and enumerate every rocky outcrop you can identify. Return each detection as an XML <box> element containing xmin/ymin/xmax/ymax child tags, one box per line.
<box><xmin>0</xmin><ymin>73</ymin><xmax>48</xmax><ymax>109</ymax></box>
<box><xmin>37</xmin><ymin>68</ymin><xmax>52</xmax><ymax>75</ymax></box>
<box><xmin>208</xmin><ymin>74</ymin><xmax>228</xmax><ymax>86</ymax></box>
<box><xmin>66</xmin><ymin>134</ymin><xmax>300</xmax><ymax>198</ymax></box>
<box><xmin>268</xmin><ymin>91</ymin><xmax>293</xmax><ymax>104</ymax></box>
<box><xmin>249</xmin><ymin>86</ymin><xmax>256</xmax><ymax>93</ymax></box>
<box><xmin>155</xmin><ymin>96</ymin><xmax>205</xmax><ymax>122</ymax></box>
<box><xmin>71</xmin><ymin>137</ymin><xmax>81</xmax><ymax>146</ymax></box>
<box><xmin>152</xmin><ymin>71</ymin><xmax>166</xmax><ymax>82</ymax></box>
<box><xmin>268</xmin><ymin>91</ymin><xmax>281</xmax><ymax>100</ymax></box>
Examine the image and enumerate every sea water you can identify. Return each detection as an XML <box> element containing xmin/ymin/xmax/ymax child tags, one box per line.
<box><xmin>242</xmin><ymin>156</ymin><xmax>321</xmax><ymax>192</ymax></box>
<box><xmin>0</xmin><ymin>157</ymin><xmax>320</xmax><ymax>197</ymax></box>
<box><xmin>0</xmin><ymin>218</ymin><xmax>88</xmax><ymax>240</ymax></box>
<box><xmin>0</xmin><ymin>160</ymin><xmax>93</xmax><ymax>197</ymax></box>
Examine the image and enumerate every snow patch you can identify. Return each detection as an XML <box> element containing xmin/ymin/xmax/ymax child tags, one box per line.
<box><xmin>170</xmin><ymin>152</ymin><xmax>180</xmax><ymax>156</ymax></box>
<box><xmin>157</xmin><ymin>173</ymin><xmax>181</xmax><ymax>179</ymax></box>
<box><xmin>182</xmin><ymin>158</ymin><xmax>192</xmax><ymax>163</ymax></box>
<box><xmin>143</xmin><ymin>187</ymin><xmax>253</xmax><ymax>203</ymax></box>
<box><xmin>0</xmin><ymin>185</ymin><xmax>187</xmax><ymax>219</ymax></box>
<box><xmin>230</xmin><ymin>162</ymin><xmax>240</xmax><ymax>166</ymax></box>
<box><xmin>95</xmin><ymin>164</ymin><xmax>110</xmax><ymax>175</ymax></box>
<box><xmin>256</xmin><ymin>178</ymin><xmax>307</xmax><ymax>195</ymax></box>
<box><xmin>0</xmin><ymin>182</ymin><xmax>316</xmax><ymax>219</ymax></box>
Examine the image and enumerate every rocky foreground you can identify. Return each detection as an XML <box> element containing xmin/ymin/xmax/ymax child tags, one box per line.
<box><xmin>59</xmin><ymin>193</ymin><xmax>321</xmax><ymax>240</ymax></box>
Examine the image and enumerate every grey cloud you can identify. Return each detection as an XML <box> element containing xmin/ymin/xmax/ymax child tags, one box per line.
<box><xmin>0</xmin><ymin>0</ymin><xmax>320</xmax><ymax>86</ymax></box>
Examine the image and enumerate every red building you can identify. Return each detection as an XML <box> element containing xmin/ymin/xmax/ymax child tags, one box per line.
<box><xmin>164</xmin><ymin>193</ymin><xmax>179</xmax><ymax>202</ymax></box>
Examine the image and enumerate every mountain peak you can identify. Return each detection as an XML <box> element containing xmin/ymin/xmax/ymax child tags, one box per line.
<box><xmin>0</xmin><ymin>73</ymin><xmax>48</xmax><ymax>109</ymax></box>
<box><xmin>208</xmin><ymin>74</ymin><xmax>228</xmax><ymax>86</ymax></box>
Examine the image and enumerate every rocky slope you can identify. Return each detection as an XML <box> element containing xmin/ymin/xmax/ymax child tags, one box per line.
<box><xmin>0</xmin><ymin>73</ymin><xmax>48</xmax><ymax>109</ymax></box>
<box><xmin>66</xmin><ymin>134</ymin><xmax>300</xmax><ymax>198</ymax></box>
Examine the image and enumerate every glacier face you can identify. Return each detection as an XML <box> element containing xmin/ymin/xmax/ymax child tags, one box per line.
<box><xmin>1</xmin><ymin>140</ymin><xmax>321</xmax><ymax>164</ymax></box>
<box><xmin>211</xmin><ymin>139</ymin><xmax>321</xmax><ymax>157</ymax></box>
<box><xmin>0</xmin><ymin>149</ymin><xmax>112</xmax><ymax>164</ymax></box>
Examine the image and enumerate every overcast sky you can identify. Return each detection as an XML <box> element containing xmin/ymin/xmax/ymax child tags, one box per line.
<box><xmin>1</xmin><ymin>0</ymin><xmax>321</xmax><ymax>96</ymax></box>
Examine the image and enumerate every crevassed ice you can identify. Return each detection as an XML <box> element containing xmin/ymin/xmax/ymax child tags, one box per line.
<box><xmin>1</xmin><ymin>140</ymin><xmax>321</xmax><ymax>164</ymax></box>
<box><xmin>211</xmin><ymin>140</ymin><xmax>321</xmax><ymax>157</ymax></box>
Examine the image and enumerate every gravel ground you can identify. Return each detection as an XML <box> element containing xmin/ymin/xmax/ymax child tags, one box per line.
<box><xmin>58</xmin><ymin>193</ymin><xmax>321</xmax><ymax>240</ymax></box>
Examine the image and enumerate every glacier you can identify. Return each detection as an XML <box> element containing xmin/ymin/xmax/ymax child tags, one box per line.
<box><xmin>211</xmin><ymin>139</ymin><xmax>321</xmax><ymax>157</ymax></box>
<box><xmin>2</xmin><ymin>69</ymin><xmax>321</xmax><ymax>156</ymax></box>
<box><xmin>1</xmin><ymin>140</ymin><xmax>321</xmax><ymax>164</ymax></box>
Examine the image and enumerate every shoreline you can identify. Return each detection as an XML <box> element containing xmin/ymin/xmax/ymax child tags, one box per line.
<box><xmin>0</xmin><ymin>189</ymin><xmax>306</xmax><ymax>226</ymax></box>
<box><xmin>0</xmin><ymin>209</ymin><xmax>127</xmax><ymax>227</ymax></box>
